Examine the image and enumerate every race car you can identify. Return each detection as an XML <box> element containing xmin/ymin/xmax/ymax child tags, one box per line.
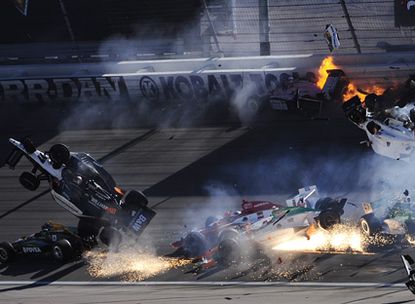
<box><xmin>359</xmin><ymin>190</ymin><xmax>415</xmax><ymax>242</ymax></box>
<box><xmin>401</xmin><ymin>254</ymin><xmax>415</xmax><ymax>295</ymax></box>
<box><xmin>343</xmin><ymin>76</ymin><xmax>415</xmax><ymax>160</ymax></box>
<box><xmin>170</xmin><ymin>199</ymin><xmax>283</xmax><ymax>257</ymax></box>
<box><xmin>212</xmin><ymin>186</ymin><xmax>347</xmax><ymax>266</ymax></box>
<box><xmin>173</xmin><ymin>186</ymin><xmax>347</xmax><ymax>265</ymax></box>
<box><xmin>246</xmin><ymin>69</ymin><xmax>348</xmax><ymax>117</ymax></box>
<box><xmin>0</xmin><ymin>222</ymin><xmax>95</xmax><ymax>264</ymax></box>
<box><xmin>4</xmin><ymin>138</ymin><xmax>156</xmax><ymax>245</ymax></box>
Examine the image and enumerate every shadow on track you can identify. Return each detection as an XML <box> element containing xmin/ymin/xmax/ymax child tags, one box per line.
<box><xmin>0</xmin><ymin>260</ymin><xmax>85</xmax><ymax>293</ymax></box>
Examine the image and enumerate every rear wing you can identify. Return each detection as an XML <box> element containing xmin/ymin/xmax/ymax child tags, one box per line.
<box><xmin>286</xmin><ymin>185</ymin><xmax>319</xmax><ymax>208</ymax></box>
<box><xmin>402</xmin><ymin>254</ymin><xmax>415</xmax><ymax>276</ymax></box>
<box><xmin>402</xmin><ymin>254</ymin><xmax>415</xmax><ymax>295</ymax></box>
<box><xmin>3</xmin><ymin>138</ymin><xmax>32</xmax><ymax>169</ymax></box>
<box><xmin>322</xmin><ymin>69</ymin><xmax>348</xmax><ymax>101</ymax></box>
<box><xmin>126</xmin><ymin>206</ymin><xmax>156</xmax><ymax>235</ymax></box>
<box><xmin>4</xmin><ymin>148</ymin><xmax>24</xmax><ymax>169</ymax></box>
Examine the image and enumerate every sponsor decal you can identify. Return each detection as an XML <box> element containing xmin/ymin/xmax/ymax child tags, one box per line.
<box><xmin>23</xmin><ymin>247</ymin><xmax>41</xmax><ymax>253</ymax></box>
<box><xmin>139</xmin><ymin>76</ymin><xmax>159</xmax><ymax>102</ymax></box>
<box><xmin>89</xmin><ymin>197</ymin><xmax>116</xmax><ymax>214</ymax></box>
<box><xmin>395</xmin><ymin>0</ymin><xmax>415</xmax><ymax>26</ymax></box>
<box><xmin>0</xmin><ymin>73</ymin><xmax>281</xmax><ymax>104</ymax></box>
<box><xmin>130</xmin><ymin>214</ymin><xmax>148</xmax><ymax>232</ymax></box>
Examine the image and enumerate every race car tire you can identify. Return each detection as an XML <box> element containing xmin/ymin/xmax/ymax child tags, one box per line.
<box><xmin>52</xmin><ymin>239</ymin><xmax>74</xmax><ymax>262</ymax></box>
<box><xmin>315</xmin><ymin>197</ymin><xmax>336</xmax><ymax>211</ymax></box>
<box><xmin>0</xmin><ymin>242</ymin><xmax>15</xmax><ymax>264</ymax></box>
<box><xmin>49</xmin><ymin>144</ymin><xmax>70</xmax><ymax>167</ymax></box>
<box><xmin>317</xmin><ymin>210</ymin><xmax>341</xmax><ymax>230</ymax></box>
<box><xmin>183</xmin><ymin>231</ymin><xmax>208</xmax><ymax>257</ymax></box>
<box><xmin>21</xmin><ymin>138</ymin><xmax>36</xmax><ymax>154</ymax></box>
<box><xmin>123</xmin><ymin>190</ymin><xmax>148</xmax><ymax>209</ymax></box>
<box><xmin>217</xmin><ymin>238</ymin><xmax>243</xmax><ymax>267</ymax></box>
<box><xmin>77</xmin><ymin>218</ymin><xmax>102</xmax><ymax>239</ymax></box>
<box><xmin>19</xmin><ymin>172</ymin><xmax>40</xmax><ymax>191</ymax></box>
<box><xmin>359</xmin><ymin>214</ymin><xmax>382</xmax><ymax>236</ymax></box>
<box><xmin>205</xmin><ymin>216</ymin><xmax>218</xmax><ymax>228</ymax></box>
<box><xmin>99</xmin><ymin>227</ymin><xmax>122</xmax><ymax>248</ymax></box>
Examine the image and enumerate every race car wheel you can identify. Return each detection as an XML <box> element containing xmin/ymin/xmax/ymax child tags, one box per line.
<box><xmin>123</xmin><ymin>190</ymin><xmax>148</xmax><ymax>209</ymax></box>
<box><xmin>19</xmin><ymin>172</ymin><xmax>40</xmax><ymax>191</ymax></box>
<box><xmin>0</xmin><ymin>242</ymin><xmax>15</xmax><ymax>264</ymax></box>
<box><xmin>183</xmin><ymin>231</ymin><xmax>208</xmax><ymax>257</ymax></box>
<box><xmin>77</xmin><ymin>218</ymin><xmax>102</xmax><ymax>239</ymax></box>
<box><xmin>359</xmin><ymin>214</ymin><xmax>382</xmax><ymax>236</ymax></box>
<box><xmin>21</xmin><ymin>138</ymin><xmax>36</xmax><ymax>154</ymax></box>
<box><xmin>317</xmin><ymin>211</ymin><xmax>340</xmax><ymax>230</ymax></box>
<box><xmin>99</xmin><ymin>227</ymin><xmax>122</xmax><ymax>248</ymax></box>
<box><xmin>315</xmin><ymin>197</ymin><xmax>336</xmax><ymax>211</ymax></box>
<box><xmin>52</xmin><ymin>239</ymin><xmax>74</xmax><ymax>262</ymax></box>
<box><xmin>49</xmin><ymin>144</ymin><xmax>70</xmax><ymax>167</ymax></box>
<box><xmin>217</xmin><ymin>238</ymin><xmax>243</xmax><ymax>267</ymax></box>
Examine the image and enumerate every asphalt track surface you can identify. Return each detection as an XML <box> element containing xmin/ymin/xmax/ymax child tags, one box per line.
<box><xmin>0</xmin><ymin>282</ymin><xmax>413</xmax><ymax>304</ymax></box>
<box><xmin>1</xmin><ymin>101</ymin><xmax>415</xmax><ymax>302</ymax></box>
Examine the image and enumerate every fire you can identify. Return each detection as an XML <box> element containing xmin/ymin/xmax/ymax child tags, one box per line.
<box><xmin>316</xmin><ymin>56</ymin><xmax>386</xmax><ymax>102</ymax></box>
<box><xmin>84</xmin><ymin>249</ymin><xmax>190</xmax><ymax>281</ymax></box>
<box><xmin>317</xmin><ymin>56</ymin><xmax>338</xmax><ymax>89</ymax></box>
<box><xmin>343</xmin><ymin>83</ymin><xmax>386</xmax><ymax>102</ymax></box>
<box><xmin>272</xmin><ymin>224</ymin><xmax>365</xmax><ymax>253</ymax></box>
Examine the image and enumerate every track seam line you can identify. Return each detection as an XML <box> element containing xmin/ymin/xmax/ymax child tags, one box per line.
<box><xmin>0</xmin><ymin>281</ymin><xmax>406</xmax><ymax>288</ymax></box>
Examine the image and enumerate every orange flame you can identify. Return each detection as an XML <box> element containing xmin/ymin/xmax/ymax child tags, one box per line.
<box><xmin>316</xmin><ymin>56</ymin><xmax>338</xmax><ymax>90</ymax></box>
<box><xmin>316</xmin><ymin>56</ymin><xmax>386</xmax><ymax>102</ymax></box>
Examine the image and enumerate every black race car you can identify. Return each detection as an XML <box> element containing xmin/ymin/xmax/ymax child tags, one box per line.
<box><xmin>4</xmin><ymin>138</ymin><xmax>156</xmax><ymax>245</ymax></box>
<box><xmin>0</xmin><ymin>222</ymin><xmax>95</xmax><ymax>264</ymax></box>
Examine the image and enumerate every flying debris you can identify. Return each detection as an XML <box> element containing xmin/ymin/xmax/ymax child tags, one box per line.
<box><xmin>324</xmin><ymin>24</ymin><xmax>340</xmax><ymax>52</ymax></box>
<box><xmin>343</xmin><ymin>76</ymin><xmax>415</xmax><ymax>160</ymax></box>
<box><xmin>4</xmin><ymin>138</ymin><xmax>156</xmax><ymax>245</ymax></box>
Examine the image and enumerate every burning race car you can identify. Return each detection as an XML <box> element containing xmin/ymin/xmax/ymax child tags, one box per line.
<box><xmin>173</xmin><ymin>186</ymin><xmax>347</xmax><ymax>266</ymax></box>
<box><xmin>4</xmin><ymin>138</ymin><xmax>156</xmax><ymax>245</ymax></box>
<box><xmin>0</xmin><ymin>222</ymin><xmax>95</xmax><ymax>264</ymax></box>
<box><xmin>246</xmin><ymin>69</ymin><xmax>347</xmax><ymax>117</ymax></box>
<box><xmin>343</xmin><ymin>76</ymin><xmax>415</xmax><ymax>160</ymax></box>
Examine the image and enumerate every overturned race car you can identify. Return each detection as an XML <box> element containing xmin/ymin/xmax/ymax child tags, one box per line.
<box><xmin>4</xmin><ymin>138</ymin><xmax>156</xmax><ymax>245</ymax></box>
<box><xmin>343</xmin><ymin>76</ymin><xmax>415</xmax><ymax>160</ymax></box>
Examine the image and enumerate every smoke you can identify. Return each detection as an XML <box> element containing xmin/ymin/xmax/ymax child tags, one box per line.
<box><xmin>229</xmin><ymin>82</ymin><xmax>260</xmax><ymax>125</ymax></box>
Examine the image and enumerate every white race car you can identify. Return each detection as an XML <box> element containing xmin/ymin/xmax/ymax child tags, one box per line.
<box><xmin>343</xmin><ymin>89</ymin><xmax>415</xmax><ymax>160</ymax></box>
